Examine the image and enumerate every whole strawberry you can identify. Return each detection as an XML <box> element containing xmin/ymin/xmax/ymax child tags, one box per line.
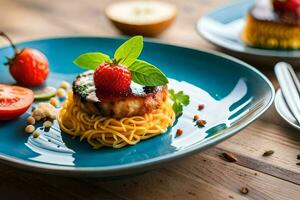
<box><xmin>272</xmin><ymin>0</ymin><xmax>300</xmax><ymax>13</ymax></box>
<box><xmin>285</xmin><ymin>0</ymin><xmax>300</xmax><ymax>11</ymax></box>
<box><xmin>1</xmin><ymin>32</ymin><xmax>49</xmax><ymax>86</ymax></box>
<box><xmin>94</xmin><ymin>63</ymin><xmax>131</xmax><ymax>98</ymax></box>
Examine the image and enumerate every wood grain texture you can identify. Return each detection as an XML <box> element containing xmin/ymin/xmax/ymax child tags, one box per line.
<box><xmin>0</xmin><ymin>0</ymin><xmax>300</xmax><ymax>199</ymax></box>
<box><xmin>171</xmin><ymin>154</ymin><xmax>300</xmax><ymax>200</ymax></box>
<box><xmin>88</xmin><ymin>168</ymin><xmax>249</xmax><ymax>200</ymax></box>
<box><xmin>210</xmin><ymin>120</ymin><xmax>300</xmax><ymax>184</ymax></box>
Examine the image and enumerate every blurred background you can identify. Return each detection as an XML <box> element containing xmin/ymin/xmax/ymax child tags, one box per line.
<box><xmin>1</xmin><ymin>0</ymin><xmax>296</xmax><ymax>70</ymax></box>
<box><xmin>0</xmin><ymin>0</ymin><xmax>221</xmax><ymax>52</ymax></box>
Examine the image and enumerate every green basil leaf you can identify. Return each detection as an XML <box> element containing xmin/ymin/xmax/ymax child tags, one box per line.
<box><xmin>74</xmin><ymin>52</ymin><xmax>110</xmax><ymax>70</ymax></box>
<box><xmin>128</xmin><ymin>60</ymin><xmax>168</xmax><ymax>86</ymax></box>
<box><xmin>114</xmin><ymin>36</ymin><xmax>143</xmax><ymax>66</ymax></box>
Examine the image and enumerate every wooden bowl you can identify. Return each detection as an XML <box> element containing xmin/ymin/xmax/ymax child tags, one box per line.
<box><xmin>105</xmin><ymin>1</ymin><xmax>177</xmax><ymax>37</ymax></box>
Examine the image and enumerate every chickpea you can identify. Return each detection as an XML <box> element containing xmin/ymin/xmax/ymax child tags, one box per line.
<box><xmin>32</xmin><ymin>109</ymin><xmax>43</xmax><ymax>121</ymax></box>
<box><xmin>43</xmin><ymin>120</ymin><xmax>52</xmax><ymax>128</ymax></box>
<box><xmin>50</xmin><ymin>97</ymin><xmax>59</xmax><ymax>107</ymax></box>
<box><xmin>25</xmin><ymin>125</ymin><xmax>35</xmax><ymax>133</ymax></box>
<box><xmin>56</xmin><ymin>88</ymin><xmax>66</xmax><ymax>98</ymax></box>
<box><xmin>60</xmin><ymin>81</ymin><xmax>70</xmax><ymax>90</ymax></box>
<box><xmin>32</xmin><ymin>130</ymin><xmax>40</xmax><ymax>138</ymax></box>
<box><xmin>27</xmin><ymin>116</ymin><xmax>36</xmax><ymax>125</ymax></box>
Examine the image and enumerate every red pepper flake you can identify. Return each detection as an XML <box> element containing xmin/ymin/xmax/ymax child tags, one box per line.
<box><xmin>198</xmin><ymin>104</ymin><xmax>204</xmax><ymax>110</ymax></box>
<box><xmin>197</xmin><ymin>120</ymin><xmax>207</xmax><ymax>127</ymax></box>
<box><xmin>176</xmin><ymin>129</ymin><xmax>183</xmax><ymax>137</ymax></box>
<box><xmin>193</xmin><ymin>115</ymin><xmax>199</xmax><ymax>121</ymax></box>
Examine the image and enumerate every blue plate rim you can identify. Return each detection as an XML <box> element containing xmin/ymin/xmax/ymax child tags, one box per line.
<box><xmin>196</xmin><ymin>0</ymin><xmax>300</xmax><ymax>58</ymax></box>
<box><xmin>0</xmin><ymin>36</ymin><xmax>275</xmax><ymax>175</ymax></box>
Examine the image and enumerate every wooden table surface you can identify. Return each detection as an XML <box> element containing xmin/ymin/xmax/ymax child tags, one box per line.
<box><xmin>0</xmin><ymin>0</ymin><xmax>300</xmax><ymax>199</ymax></box>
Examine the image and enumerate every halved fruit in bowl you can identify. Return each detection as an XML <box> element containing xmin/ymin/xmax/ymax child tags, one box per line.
<box><xmin>105</xmin><ymin>1</ymin><xmax>177</xmax><ymax>36</ymax></box>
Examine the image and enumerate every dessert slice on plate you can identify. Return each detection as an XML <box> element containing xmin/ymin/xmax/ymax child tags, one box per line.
<box><xmin>242</xmin><ymin>0</ymin><xmax>300</xmax><ymax>49</ymax></box>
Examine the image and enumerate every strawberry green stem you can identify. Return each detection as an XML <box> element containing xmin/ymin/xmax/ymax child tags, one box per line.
<box><xmin>112</xmin><ymin>58</ymin><xmax>120</xmax><ymax>65</ymax></box>
<box><xmin>0</xmin><ymin>31</ymin><xmax>19</xmax><ymax>54</ymax></box>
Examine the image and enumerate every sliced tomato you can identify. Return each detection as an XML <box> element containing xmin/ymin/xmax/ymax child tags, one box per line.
<box><xmin>0</xmin><ymin>84</ymin><xmax>34</xmax><ymax>120</ymax></box>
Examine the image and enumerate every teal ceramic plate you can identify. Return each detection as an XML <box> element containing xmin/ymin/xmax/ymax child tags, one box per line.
<box><xmin>0</xmin><ymin>37</ymin><xmax>274</xmax><ymax>177</ymax></box>
<box><xmin>197</xmin><ymin>0</ymin><xmax>300</xmax><ymax>58</ymax></box>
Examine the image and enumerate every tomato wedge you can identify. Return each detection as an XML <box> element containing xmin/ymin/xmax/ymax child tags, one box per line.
<box><xmin>0</xmin><ymin>84</ymin><xmax>34</xmax><ymax>120</ymax></box>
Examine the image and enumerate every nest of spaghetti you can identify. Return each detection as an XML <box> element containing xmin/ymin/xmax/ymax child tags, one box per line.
<box><xmin>58</xmin><ymin>71</ymin><xmax>175</xmax><ymax>149</ymax></box>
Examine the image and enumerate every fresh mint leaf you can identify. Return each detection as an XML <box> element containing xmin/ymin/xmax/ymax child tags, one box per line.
<box><xmin>169</xmin><ymin>89</ymin><xmax>190</xmax><ymax>116</ymax></box>
<box><xmin>114</xmin><ymin>36</ymin><xmax>143</xmax><ymax>67</ymax></box>
<box><xmin>128</xmin><ymin>60</ymin><xmax>168</xmax><ymax>86</ymax></box>
<box><xmin>74</xmin><ymin>52</ymin><xmax>111</xmax><ymax>70</ymax></box>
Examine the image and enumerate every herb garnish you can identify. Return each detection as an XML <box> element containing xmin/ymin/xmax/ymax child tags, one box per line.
<box><xmin>169</xmin><ymin>89</ymin><xmax>190</xmax><ymax>116</ymax></box>
<box><xmin>114</xmin><ymin>36</ymin><xmax>143</xmax><ymax>66</ymax></box>
<box><xmin>73</xmin><ymin>84</ymin><xmax>89</xmax><ymax>99</ymax></box>
<box><xmin>73</xmin><ymin>36</ymin><xmax>168</xmax><ymax>87</ymax></box>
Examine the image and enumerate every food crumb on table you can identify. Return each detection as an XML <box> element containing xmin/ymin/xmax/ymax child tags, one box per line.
<box><xmin>262</xmin><ymin>150</ymin><xmax>274</xmax><ymax>157</ymax></box>
<box><xmin>240</xmin><ymin>187</ymin><xmax>249</xmax><ymax>195</ymax></box>
<box><xmin>222</xmin><ymin>152</ymin><xmax>238</xmax><ymax>162</ymax></box>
